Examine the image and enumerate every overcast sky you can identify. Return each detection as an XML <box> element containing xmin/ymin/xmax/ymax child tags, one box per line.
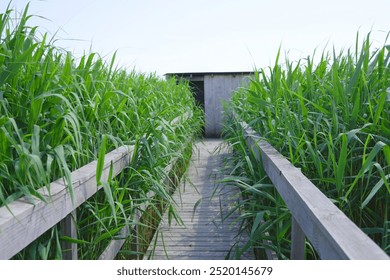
<box><xmin>2</xmin><ymin>0</ymin><xmax>390</xmax><ymax>76</ymax></box>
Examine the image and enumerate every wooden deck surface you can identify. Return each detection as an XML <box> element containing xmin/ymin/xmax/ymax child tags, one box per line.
<box><xmin>144</xmin><ymin>139</ymin><xmax>254</xmax><ymax>260</ymax></box>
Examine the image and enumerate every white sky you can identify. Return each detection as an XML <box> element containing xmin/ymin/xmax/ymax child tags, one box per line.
<box><xmin>2</xmin><ymin>0</ymin><xmax>390</xmax><ymax>76</ymax></box>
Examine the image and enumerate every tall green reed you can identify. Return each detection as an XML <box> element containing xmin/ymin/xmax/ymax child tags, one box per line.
<box><xmin>224</xmin><ymin>33</ymin><xmax>390</xmax><ymax>257</ymax></box>
<box><xmin>1</xmin><ymin>3</ymin><xmax>203</xmax><ymax>259</ymax></box>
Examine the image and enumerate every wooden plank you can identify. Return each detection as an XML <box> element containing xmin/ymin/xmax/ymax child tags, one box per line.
<box><xmin>153</xmin><ymin>240</ymin><xmax>239</xmax><ymax>246</ymax></box>
<box><xmin>61</xmin><ymin>211</ymin><xmax>78</xmax><ymax>260</ymax></box>
<box><xmin>147</xmin><ymin>254</ymin><xmax>230</xmax><ymax>260</ymax></box>
<box><xmin>150</xmin><ymin>244</ymin><xmax>239</xmax><ymax>249</ymax></box>
<box><xmin>240</xmin><ymin>121</ymin><xmax>389</xmax><ymax>260</ymax></box>
<box><xmin>146</xmin><ymin>140</ymin><xmax>255</xmax><ymax>260</ymax></box>
<box><xmin>156</xmin><ymin>239</ymin><xmax>243</xmax><ymax>245</ymax></box>
<box><xmin>98</xmin><ymin>226</ymin><xmax>130</xmax><ymax>260</ymax></box>
<box><xmin>0</xmin><ymin>145</ymin><xmax>134</xmax><ymax>260</ymax></box>
<box><xmin>291</xmin><ymin>216</ymin><xmax>305</xmax><ymax>260</ymax></box>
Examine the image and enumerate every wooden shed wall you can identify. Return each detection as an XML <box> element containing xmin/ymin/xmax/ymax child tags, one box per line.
<box><xmin>204</xmin><ymin>74</ymin><xmax>249</xmax><ymax>137</ymax></box>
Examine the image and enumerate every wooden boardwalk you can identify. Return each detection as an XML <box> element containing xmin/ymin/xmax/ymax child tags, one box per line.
<box><xmin>144</xmin><ymin>139</ymin><xmax>254</xmax><ymax>260</ymax></box>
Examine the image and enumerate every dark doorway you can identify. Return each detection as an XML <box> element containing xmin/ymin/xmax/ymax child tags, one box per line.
<box><xmin>189</xmin><ymin>80</ymin><xmax>205</xmax><ymax>136</ymax></box>
<box><xmin>189</xmin><ymin>81</ymin><xmax>205</xmax><ymax>110</ymax></box>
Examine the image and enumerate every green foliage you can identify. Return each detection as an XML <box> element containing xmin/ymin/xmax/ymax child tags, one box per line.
<box><xmin>0</xmin><ymin>4</ymin><xmax>203</xmax><ymax>259</ymax></box>
<box><xmin>224</xmin><ymin>33</ymin><xmax>390</xmax><ymax>258</ymax></box>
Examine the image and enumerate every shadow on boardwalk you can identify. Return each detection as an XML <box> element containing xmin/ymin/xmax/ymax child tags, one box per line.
<box><xmin>144</xmin><ymin>139</ymin><xmax>254</xmax><ymax>260</ymax></box>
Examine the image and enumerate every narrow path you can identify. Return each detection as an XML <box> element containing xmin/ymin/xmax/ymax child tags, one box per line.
<box><xmin>144</xmin><ymin>139</ymin><xmax>254</xmax><ymax>260</ymax></box>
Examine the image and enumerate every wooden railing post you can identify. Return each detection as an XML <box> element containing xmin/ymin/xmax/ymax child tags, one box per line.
<box><xmin>291</xmin><ymin>216</ymin><xmax>305</xmax><ymax>260</ymax></box>
<box><xmin>133</xmin><ymin>208</ymin><xmax>142</xmax><ymax>260</ymax></box>
<box><xmin>61</xmin><ymin>210</ymin><xmax>78</xmax><ymax>260</ymax></box>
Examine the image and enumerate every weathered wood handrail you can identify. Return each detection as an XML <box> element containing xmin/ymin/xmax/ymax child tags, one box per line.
<box><xmin>0</xmin><ymin>145</ymin><xmax>134</xmax><ymax>259</ymax></box>
<box><xmin>237</xmin><ymin>119</ymin><xmax>389</xmax><ymax>260</ymax></box>
<box><xmin>0</xmin><ymin>113</ymin><xmax>190</xmax><ymax>260</ymax></box>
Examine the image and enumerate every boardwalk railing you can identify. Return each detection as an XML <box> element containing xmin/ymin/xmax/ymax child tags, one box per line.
<box><xmin>236</xmin><ymin>118</ymin><xmax>389</xmax><ymax>260</ymax></box>
<box><xmin>0</xmin><ymin>113</ymin><xmax>190</xmax><ymax>260</ymax></box>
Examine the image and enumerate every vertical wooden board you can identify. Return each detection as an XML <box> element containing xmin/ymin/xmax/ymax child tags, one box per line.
<box><xmin>204</xmin><ymin>75</ymin><xmax>215</xmax><ymax>136</ymax></box>
<box><xmin>291</xmin><ymin>217</ymin><xmax>305</xmax><ymax>260</ymax></box>
<box><xmin>61</xmin><ymin>211</ymin><xmax>78</xmax><ymax>260</ymax></box>
<box><xmin>204</xmin><ymin>75</ymin><xmax>251</xmax><ymax>137</ymax></box>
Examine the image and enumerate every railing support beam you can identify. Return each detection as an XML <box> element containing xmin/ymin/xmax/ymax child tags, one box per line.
<box><xmin>61</xmin><ymin>210</ymin><xmax>78</xmax><ymax>260</ymax></box>
<box><xmin>291</xmin><ymin>216</ymin><xmax>305</xmax><ymax>260</ymax></box>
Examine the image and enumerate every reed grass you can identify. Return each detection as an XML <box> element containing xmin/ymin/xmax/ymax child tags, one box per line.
<box><xmin>0</xmin><ymin>3</ymin><xmax>203</xmax><ymax>259</ymax></box>
<box><xmin>224</xmin><ymin>33</ymin><xmax>390</xmax><ymax>258</ymax></box>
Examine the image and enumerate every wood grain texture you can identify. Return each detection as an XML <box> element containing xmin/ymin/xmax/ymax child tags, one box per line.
<box><xmin>61</xmin><ymin>211</ymin><xmax>78</xmax><ymax>260</ymax></box>
<box><xmin>0</xmin><ymin>145</ymin><xmax>134</xmax><ymax>259</ymax></box>
<box><xmin>291</xmin><ymin>217</ymin><xmax>305</xmax><ymax>260</ymax></box>
<box><xmin>144</xmin><ymin>140</ymin><xmax>254</xmax><ymax>260</ymax></box>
